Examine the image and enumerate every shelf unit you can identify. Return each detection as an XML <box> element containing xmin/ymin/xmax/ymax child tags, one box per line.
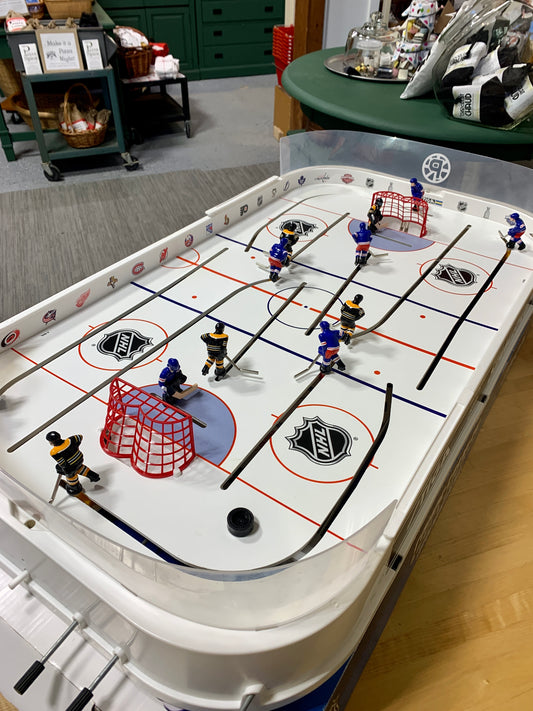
<box><xmin>21</xmin><ymin>68</ymin><xmax>139</xmax><ymax>181</ymax></box>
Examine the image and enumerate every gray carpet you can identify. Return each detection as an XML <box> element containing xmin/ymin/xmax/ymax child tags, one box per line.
<box><xmin>1</xmin><ymin>162</ymin><xmax>279</xmax><ymax>321</ymax></box>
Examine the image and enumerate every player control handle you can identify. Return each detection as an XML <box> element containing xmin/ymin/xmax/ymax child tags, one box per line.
<box><xmin>65</xmin><ymin>687</ymin><xmax>93</xmax><ymax>711</ymax></box>
<box><xmin>13</xmin><ymin>661</ymin><xmax>45</xmax><ymax>694</ymax></box>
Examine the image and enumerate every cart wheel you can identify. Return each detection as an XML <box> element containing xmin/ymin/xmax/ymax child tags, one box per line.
<box><xmin>10</xmin><ymin>112</ymin><xmax>23</xmax><ymax>125</ymax></box>
<box><xmin>124</xmin><ymin>156</ymin><xmax>139</xmax><ymax>172</ymax></box>
<box><xmin>185</xmin><ymin>120</ymin><xmax>191</xmax><ymax>138</ymax></box>
<box><xmin>43</xmin><ymin>164</ymin><xmax>62</xmax><ymax>182</ymax></box>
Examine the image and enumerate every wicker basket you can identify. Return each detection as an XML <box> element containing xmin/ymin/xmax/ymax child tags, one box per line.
<box><xmin>2</xmin><ymin>92</ymin><xmax>61</xmax><ymax>130</ymax></box>
<box><xmin>118</xmin><ymin>45</ymin><xmax>153</xmax><ymax>78</ymax></box>
<box><xmin>0</xmin><ymin>59</ymin><xmax>23</xmax><ymax>99</ymax></box>
<box><xmin>45</xmin><ymin>0</ymin><xmax>92</xmax><ymax>19</ymax></box>
<box><xmin>59</xmin><ymin>83</ymin><xmax>107</xmax><ymax>149</ymax></box>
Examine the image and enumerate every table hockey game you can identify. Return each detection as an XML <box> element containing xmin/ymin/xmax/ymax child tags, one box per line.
<box><xmin>0</xmin><ymin>132</ymin><xmax>532</xmax><ymax>711</ymax></box>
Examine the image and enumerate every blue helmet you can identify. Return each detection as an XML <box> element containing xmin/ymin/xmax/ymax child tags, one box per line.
<box><xmin>279</xmin><ymin>237</ymin><xmax>289</xmax><ymax>248</ymax></box>
<box><xmin>410</xmin><ymin>177</ymin><xmax>417</xmax><ymax>183</ymax></box>
<box><xmin>359</xmin><ymin>222</ymin><xmax>366</xmax><ymax>230</ymax></box>
<box><xmin>167</xmin><ymin>358</ymin><xmax>179</xmax><ymax>370</ymax></box>
<box><xmin>319</xmin><ymin>321</ymin><xmax>330</xmax><ymax>330</ymax></box>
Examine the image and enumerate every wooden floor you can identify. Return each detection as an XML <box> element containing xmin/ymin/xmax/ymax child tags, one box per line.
<box><xmin>347</xmin><ymin>321</ymin><xmax>533</xmax><ymax>711</ymax></box>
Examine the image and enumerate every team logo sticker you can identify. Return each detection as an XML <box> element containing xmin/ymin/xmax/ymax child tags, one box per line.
<box><xmin>422</xmin><ymin>152</ymin><xmax>451</xmax><ymax>184</ymax></box>
<box><xmin>97</xmin><ymin>329</ymin><xmax>153</xmax><ymax>361</ymax></box>
<box><xmin>286</xmin><ymin>416</ymin><xmax>352</xmax><ymax>465</ymax></box>
<box><xmin>42</xmin><ymin>309</ymin><xmax>56</xmax><ymax>324</ymax></box>
<box><xmin>107</xmin><ymin>275</ymin><xmax>118</xmax><ymax>289</ymax></box>
<box><xmin>1</xmin><ymin>329</ymin><xmax>20</xmax><ymax>347</ymax></box>
<box><xmin>159</xmin><ymin>248</ymin><xmax>168</xmax><ymax>263</ymax></box>
<box><xmin>341</xmin><ymin>173</ymin><xmax>354</xmax><ymax>184</ymax></box>
<box><xmin>185</xmin><ymin>234</ymin><xmax>194</xmax><ymax>247</ymax></box>
<box><xmin>132</xmin><ymin>262</ymin><xmax>145</xmax><ymax>276</ymax></box>
<box><xmin>76</xmin><ymin>290</ymin><xmax>90</xmax><ymax>308</ymax></box>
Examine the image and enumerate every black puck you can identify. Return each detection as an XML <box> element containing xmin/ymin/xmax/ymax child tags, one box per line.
<box><xmin>227</xmin><ymin>507</ymin><xmax>254</xmax><ymax>537</ymax></box>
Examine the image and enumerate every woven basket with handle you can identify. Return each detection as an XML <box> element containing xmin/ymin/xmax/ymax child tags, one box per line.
<box><xmin>58</xmin><ymin>83</ymin><xmax>107</xmax><ymax>149</ymax></box>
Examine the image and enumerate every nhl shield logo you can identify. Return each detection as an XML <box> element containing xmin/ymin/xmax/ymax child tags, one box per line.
<box><xmin>286</xmin><ymin>416</ymin><xmax>352</xmax><ymax>465</ymax></box>
<box><xmin>97</xmin><ymin>329</ymin><xmax>153</xmax><ymax>361</ymax></box>
<box><xmin>434</xmin><ymin>263</ymin><xmax>477</xmax><ymax>287</ymax></box>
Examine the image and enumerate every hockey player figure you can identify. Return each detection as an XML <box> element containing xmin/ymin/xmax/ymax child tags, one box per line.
<box><xmin>46</xmin><ymin>432</ymin><xmax>100</xmax><ymax>496</ymax></box>
<box><xmin>410</xmin><ymin>178</ymin><xmax>424</xmax><ymax>210</ymax></box>
<box><xmin>281</xmin><ymin>221</ymin><xmax>300</xmax><ymax>255</ymax></box>
<box><xmin>158</xmin><ymin>357</ymin><xmax>187</xmax><ymax>403</ymax></box>
<box><xmin>268</xmin><ymin>237</ymin><xmax>290</xmax><ymax>282</ymax></box>
<box><xmin>339</xmin><ymin>294</ymin><xmax>365</xmax><ymax>344</ymax></box>
<box><xmin>318</xmin><ymin>321</ymin><xmax>346</xmax><ymax>374</ymax></box>
<box><xmin>352</xmin><ymin>222</ymin><xmax>373</xmax><ymax>265</ymax></box>
<box><xmin>201</xmin><ymin>322</ymin><xmax>229</xmax><ymax>380</ymax></box>
<box><xmin>505</xmin><ymin>212</ymin><xmax>526</xmax><ymax>250</ymax></box>
<box><xmin>367</xmin><ymin>197</ymin><xmax>383</xmax><ymax>235</ymax></box>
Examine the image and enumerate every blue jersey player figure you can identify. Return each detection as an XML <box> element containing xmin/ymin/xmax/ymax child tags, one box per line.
<box><xmin>505</xmin><ymin>213</ymin><xmax>526</xmax><ymax>250</ymax></box>
<box><xmin>352</xmin><ymin>222</ymin><xmax>373</xmax><ymax>265</ymax></box>
<box><xmin>318</xmin><ymin>321</ymin><xmax>346</xmax><ymax>374</ymax></box>
<box><xmin>158</xmin><ymin>357</ymin><xmax>188</xmax><ymax>403</ymax></box>
<box><xmin>268</xmin><ymin>237</ymin><xmax>290</xmax><ymax>282</ymax></box>
<box><xmin>201</xmin><ymin>322</ymin><xmax>229</xmax><ymax>380</ymax></box>
<box><xmin>410</xmin><ymin>178</ymin><xmax>424</xmax><ymax>210</ymax></box>
<box><xmin>339</xmin><ymin>294</ymin><xmax>365</xmax><ymax>344</ymax></box>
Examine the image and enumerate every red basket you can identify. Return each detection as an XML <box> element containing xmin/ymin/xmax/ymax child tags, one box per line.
<box><xmin>272</xmin><ymin>25</ymin><xmax>294</xmax><ymax>84</ymax></box>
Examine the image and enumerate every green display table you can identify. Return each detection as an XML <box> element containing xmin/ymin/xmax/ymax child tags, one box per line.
<box><xmin>282</xmin><ymin>46</ymin><xmax>533</xmax><ymax>162</ymax></box>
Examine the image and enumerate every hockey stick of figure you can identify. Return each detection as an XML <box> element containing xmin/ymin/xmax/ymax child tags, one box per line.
<box><xmin>48</xmin><ymin>471</ymin><xmax>63</xmax><ymax>504</ymax></box>
<box><xmin>498</xmin><ymin>230</ymin><xmax>508</xmax><ymax>243</ymax></box>
<box><xmin>294</xmin><ymin>354</ymin><xmax>320</xmax><ymax>379</ymax></box>
<box><xmin>224</xmin><ymin>354</ymin><xmax>259</xmax><ymax>375</ymax></box>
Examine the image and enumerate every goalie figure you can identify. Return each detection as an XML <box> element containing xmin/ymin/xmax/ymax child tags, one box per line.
<box><xmin>367</xmin><ymin>197</ymin><xmax>383</xmax><ymax>234</ymax></box>
<box><xmin>159</xmin><ymin>357</ymin><xmax>188</xmax><ymax>403</ymax></box>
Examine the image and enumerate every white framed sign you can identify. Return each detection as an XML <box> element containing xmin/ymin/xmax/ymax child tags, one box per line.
<box><xmin>19</xmin><ymin>43</ymin><xmax>43</xmax><ymax>75</ymax></box>
<box><xmin>36</xmin><ymin>29</ymin><xmax>83</xmax><ymax>73</ymax></box>
<box><xmin>82</xmin><ymin>38</ymin><xmax>104</xmax><ymax>70</ymax></box>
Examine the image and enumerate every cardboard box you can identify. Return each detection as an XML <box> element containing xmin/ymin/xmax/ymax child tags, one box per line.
<box><xmin>273</xmin><ymin>83</ymin><xmax>304</xmax><ymax>139</ymax></box>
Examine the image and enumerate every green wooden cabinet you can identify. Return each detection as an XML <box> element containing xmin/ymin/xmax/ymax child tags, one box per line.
<box><xmin>101</xmin><ymin>0</ymin><xmax>200</xmax><ymax>77</ymax></box>
<box><xmin>100</xmin><ymin>0</ymin><xmax>285</xmax><ymax>79</ymax></box>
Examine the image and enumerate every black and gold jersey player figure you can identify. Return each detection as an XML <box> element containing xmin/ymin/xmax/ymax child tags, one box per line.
<box><xmin>201</xmin><ymin>322</ymin><xmax>229</xmax><ymax>381</ymax></box>
<box><xmin>46</xmin><ymin>431</ymin><xmax>100</xmax><ymax>496</ymax></box>
<box><xmin>339</xmin><ymin>294</ymin><xmax>365</xmax><ymax>344</ymax></box>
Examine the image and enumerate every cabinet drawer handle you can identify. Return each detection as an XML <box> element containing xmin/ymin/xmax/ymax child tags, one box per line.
<box><xmin>215</xmin><ymin>53</ymin><xmax>224</xmax><ymax>59</ymax></box>
<box><xmin>265</xmin><ymin>5</ymin><xmax>274</xmax><ymax>12</ymax></box>
<box><xmin>212</xmin><ymin>8</ymin><xmax>222</xmax><ymax>14</ymax></box>
<box><xmin>213</xmin><ymin>30</ymin><xmax>223</xmax><ymax>36</ymax></box>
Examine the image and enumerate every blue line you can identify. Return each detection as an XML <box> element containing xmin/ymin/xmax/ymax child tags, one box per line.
<box><xmin>215</xmin><ymin>233</ymin><xmax>498</xmax><ymax>332</ymax></box>
<box><xmin>131</xmin><ymin>281</ymin><xmax>447</xmax><ymax>419</ymax></box>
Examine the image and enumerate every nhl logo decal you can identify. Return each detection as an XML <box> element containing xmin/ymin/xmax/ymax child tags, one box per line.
<box><xmin>286</xmin><ymin>416</ymin><xmax>352</xmax><ymax>465</ymax></box>
<box><xmin>434</xmin><ymin>263</ymin><xmax>477</xmax><ymax>287</ymax></box>
<box><xmin>97</xmin><ymin>329</ymin><xmax>153</xmax><ymax>361</ymax></box>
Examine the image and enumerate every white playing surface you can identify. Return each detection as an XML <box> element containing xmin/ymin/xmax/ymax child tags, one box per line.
<box><xmin>1</xmin><ymin>182</ymin><xmax>532</xmax><ymax>571</ymax></box>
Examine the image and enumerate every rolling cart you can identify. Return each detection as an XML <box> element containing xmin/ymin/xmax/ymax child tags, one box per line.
<box><xmin>21</xmin><ymin>68</ymin><xmax>139</xmax><ymax>181</ymax></box>
<box><xmin>120</xmin><ymin>71</ymin><xmax>191</xmax><ymax>144</ymax></box>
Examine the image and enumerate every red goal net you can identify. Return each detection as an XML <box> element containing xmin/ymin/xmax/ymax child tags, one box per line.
<box><xmin>372</xmin><ymin>190</ymin><xmax>428</xmax><ymax>237</ymax></box>
<box><xmin>101</xmin><ymin>378</ymin><xmax>195</xmax><ymax>478</ymax></box>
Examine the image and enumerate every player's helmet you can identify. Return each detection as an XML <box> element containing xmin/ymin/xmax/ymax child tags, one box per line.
<box><xmin>215</xmin><ymin>322</ymin><xmax>225</xmax><ymax>334</ymax></box>
<box><xmin>354</xmin><ymin>294</ymin><xmax>364</xmax><ymax>304</ymax></box>
<box><xmin>279</xmin><ymin>237</ymin><xmax>289</xmax><ymax>248</ymax></box>
<box><xmin>375</xmin><ymin>197</ymin><xmax>383</xmax><ymax>207</ymax></box>
<box><xmin>167</xmin><ymin>358</ymin><xmax>179</xmax><ymax>370</ymax></box>
<box><xmin>319</xmin><ymin>321</ymin><xmax>330</xmax><ymax>330</ymax></box>
<box><xmin>46</xmin><ymin>431</ymin><xmax>63</xmax><ymax>445</ymax></box>
<box><xmin>410</xmin><ymin>178</ymin><xmax>417</xmax><ymax>183</ymax></box>
<box><xmin>510</xmin><ymin>212</ymin><xmax>520</xmax><ymax>220</ymax></box>
<box><xmin>505</xmin><ymin>213</ymin><xmax>518</xmax><ymax>225</ymax></box>
<box><xmin>359</xmin><ymin>222</ymin><xmax>366</xmax><ymax>230</ymax></box>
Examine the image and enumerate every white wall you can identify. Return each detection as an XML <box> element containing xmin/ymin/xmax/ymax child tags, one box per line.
<box><xmin>322</xmin><ymin>0</ymin><xmax>381</xmax><ymax>48</ymax></box>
